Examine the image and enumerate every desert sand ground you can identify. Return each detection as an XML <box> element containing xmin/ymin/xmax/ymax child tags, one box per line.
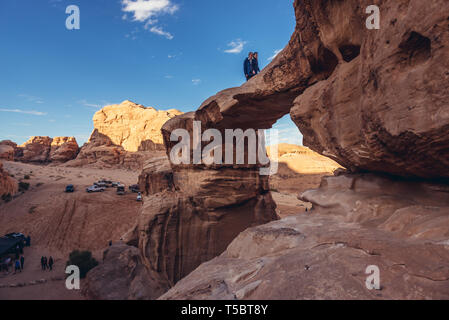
<box><xmin>0</xmin><ymin>161</ymin><xmax>143</xmax><ymax>300</ymax></box>
<box><xmin>0</xmin><ymin>161</ymin><xmax>141</xmax><ymax>253</ymax></box>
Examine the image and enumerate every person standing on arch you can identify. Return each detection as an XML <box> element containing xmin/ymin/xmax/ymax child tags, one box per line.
<box><xmin>252</xmin><ymin>52</ymin><xmax>261</xmax><ymax>76</ymax></box>
<box><xmin>244</xmin><ymin>52</ymin><xmax>254</xmax><ymax>81</ymax></box>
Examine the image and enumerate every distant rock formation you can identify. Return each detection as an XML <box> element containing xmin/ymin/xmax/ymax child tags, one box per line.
<box><xmin>67</xmin><ymin>101</ymin><xmax>182</xmax><ymax>170</ymax></box>
<box><xmin>49</xmin><ymin>137</ymin><xmax>79</xmax><ymax>163</ymax></box>
<box><xmin>267</xmin><ymin>143</ymin><xmax>342</xmax><ymax>174</ymax></box>
<box><xmin>0</xmin><ymin>161</ymin><xmax>17</xmax><ymax>198</ymax></box>
<box><xmin>0</xmin><ymin>141</ymin><xmax>16</xmax><ymax>161</ymax></box>
<box><xmin>11</xmin><ymin>136</ymin><xmax>80</xmax><ymax>163</ymax></box>
<box><xmin>92</xmin><ymin>100</ymin><xmax>182</xmax><ymax>152</ymax></box>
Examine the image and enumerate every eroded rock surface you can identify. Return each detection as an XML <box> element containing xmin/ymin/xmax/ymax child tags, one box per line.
<box><xmin>289</xmin><ymin>0</ymin><xmax>449</xmax><ymax>178</ymax></box>
<box><xmin>161</xmin><ymin>174</ymin><xmax>449</xmax><ymax>300</ymax></box>
<box><xmin>65</xmin><ymin>130</ymin><xmax>166</xmax><ymax>170</ymax></box>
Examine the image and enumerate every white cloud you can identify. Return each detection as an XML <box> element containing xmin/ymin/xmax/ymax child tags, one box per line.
<box><xmin>78</xmin><ymin>99</ymin><xmax>113</xmax><ymax>109</ymax></box>
<box><xmin>192</xmin><ymin>79</ymin><xmax>201</xmax><ymax>85</ymax></box>
<box><xmin>267</xmin><ymin>49</ymin><xmax>282</xmax><ymax>61</ymax></box>
<box><xmin>0</xmin><ymin>108</ymin><xmax>47</xmax><ymax>116</ymax></box>
<box><xmin>78</xmin><ymin>100</ymin><xmax>100</xmax><ymax>109</ymax></box>
<box><xmin>224</xmin><ymin>39</ymin><xmax>247</xmax><ymax>54</ymax></box>
<box><xmin>121</xmin><ymin>0</ymin><xmax>178</xmax><ymax>22</ymax></box>
<box><xmin>18</xmin><ymin>94</ymin><xmax>44</xmax><ymax>104</ymax></box>
<box><xmin>121</xmin><ymin>0</ymin><xmax>178</xmax><ymax>39</ymax></box>
<box><xmin>149</xmin><ymin>26</ymin><xmax>173</xmax><ymax>40</ymax></box>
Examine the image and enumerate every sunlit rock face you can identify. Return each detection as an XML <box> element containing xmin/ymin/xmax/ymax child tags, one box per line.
<box><xmin>66</xmin><ymin>101</ymin><xmax>182</xmax><ymax>170</ymax></box>
<box><xmin>92</xmin><ymin>100</ymin><xmax>182</xmax><ymax>152</ymax></box>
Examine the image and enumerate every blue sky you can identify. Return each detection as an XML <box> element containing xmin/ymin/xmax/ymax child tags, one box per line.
<box><xmin>0</xmin><ymin>0</ymin><xmax>303</xmax><ymax>146</ymax></box>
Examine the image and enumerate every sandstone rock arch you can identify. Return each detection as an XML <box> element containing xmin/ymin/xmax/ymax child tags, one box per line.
<box><xmin>164</xmin><ymin>0</ymin><xmax>449</xmax><ymax>179</ymax></box>
<box><xmin>85</xmin><ymin>0</ymin><xmax>449</xmax><ymax>299</ymax></box>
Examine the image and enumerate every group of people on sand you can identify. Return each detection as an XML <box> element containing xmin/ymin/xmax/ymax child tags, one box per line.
<box><xmin>244</xmin><ymin>52</ymin><xmax>261</xmax><ymax>81</ymax></box>
<box><xmin>40</xmin><ymin>256</ymin><xmax>54</xmax><ymax>271</ymax></box>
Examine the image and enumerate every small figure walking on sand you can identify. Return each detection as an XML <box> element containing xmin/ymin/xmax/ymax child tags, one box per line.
<box><xmin>20</xmin><ymin>255</ymin><xmax>25</xmax><ymax>270</ymax></box>
<box><xmin>48</xmin><ymin>256</ymin><xmax>54</xmax><ymax>271</ymax></box>
<box><xmin>41</xmin><ymin>256</ymin><xmax>47</xmax><ymax>271</ymax></box>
